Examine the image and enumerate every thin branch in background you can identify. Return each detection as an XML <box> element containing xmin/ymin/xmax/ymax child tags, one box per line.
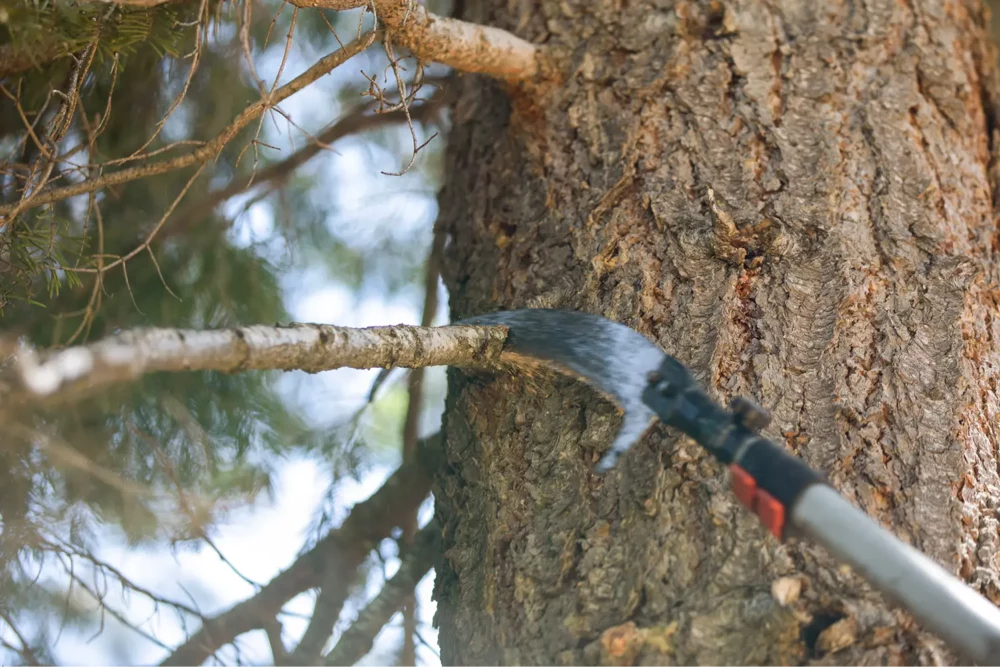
<box><xmin>135</xmin><ymin>424</ymin><xmax>263</xmax><ymax>589</ymax></box>
<box><xmin>61</xmin><ymin>160</ymin><xmax>207</xmax><ymax>279</ymax></box>
<box><xmin>270</xmin><ymin>5</ymin><xmax>299</xmax><ymax>95</ymax></box>
<box><xmin>286</xmin><ymin>567</ymin><xmax>354</xmax><ymax>663</ymax></box>
<box><xmin>414</xmin><ymin>627</ymin><xmax>439</xmax><ymax>661</ymax></box>
<box><xmin>40</xmin><ymin>536</ymin><xmax>205</xmax><ymax>620</ymax></box>
<box><xmin>265</xmin><ymin>618</ymin><xmax>289</xmax><ymax>665</ymax></box>
<box><xmin>1</xmin><ymin>321</ymin><xmax>508</xmax><ymax>407</ymax></box>
<box><xmin>176</xmin><ymin>79</ymin><xmax>450</xmax><ymax>232</ymax></box>
<box><xmin>322</xmin><ymin>525</ymin><xmax>438</xmax><ymax>666</ymax></box>
<box><xmin>59</xmin><ymin>563</ymin><xmax>174</xmax><ymax>652</ymax></box>
<box><xmin>0</xmin><ymin>609</ymin><xmax>43</xmax><ymax>666</ymax></box>
<box><xmin>160</xmin><ymin>434</ymin><xmax>441</xmax><ymax>666</ymax></box>
<box><xmin>0</xmin><ymin>30</ymin><xmax>381</xmax><ymax>223</ymax></box>
<box><xmin>0</xmin><ymin>82</ymin><xmax>50</xmax><ymax>162</ymax></box>
<box><xmin>87</xmin><ymin>51</ymin><xmax>121</xmax><ymax>151</ymax></box>
<box><xmin>120</xmin><ymin>0</ymin><xmax>209</xmax><ymax>163</ymax></box>
<box><xmin>15</xmin><ymin>39</ymin><xmax>98</xmax><ymax>209</ymax></box>
<box><xmin>239</xmin><ymin>0</ymin><xmax>300</xmax><ymax>198</ymax></box>
<box><xmin>240</xmin><ymin>0</ymin><xmax>269</xmax><ymax>96</ymax></box>
<box><xmin>319</xmin><ymin>9</ymin><xmax>346</xmax><ymax>49</ymax></box>
<box><xmin>61</xmin><ymin>154</ymin><xmax>105</xmax><ymax>345</ymax></box>
<box><xmin>396</xmin><ymin>235</ymin><xmax>442</xmax><ymax>665</ymax></box>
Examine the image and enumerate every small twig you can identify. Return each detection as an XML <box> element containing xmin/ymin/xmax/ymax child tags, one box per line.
<box><xmin>378</xmin><ymin>36</ymin><xmax>431</xmax><ymax>177</ymax></box>
<box><xmin>240</xmin><ymin>0</ymin><xmax>269</xmax><ymax>96</ymax></box>
<box><xmin>122</xmin><ymin>0</ymin><xmax>209</xmax><ymax>161</ymax></box>
<box><xmin>270</xmin><ymin>6</ymin><xmax>300</xmax><ymax>95</ymax></box>
<box><xmin>63</xmin><ymin>161</ymin><xmax>207</xmax><ymax>278</ymax></box>
<box><xmin>1</xmin><ymin>321</ymin><xmax>508</xmax><ymax>407</ymax></box>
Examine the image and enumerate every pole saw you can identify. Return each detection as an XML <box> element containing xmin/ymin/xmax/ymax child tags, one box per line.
<box><xmin>457</xmin><ymin>308</ymin><xmax>1000</xmax><ymax>665</ymax></box>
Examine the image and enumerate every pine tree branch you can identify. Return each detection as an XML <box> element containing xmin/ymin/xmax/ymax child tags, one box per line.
<box><xmin>159</xmin><ymin>434</ymin><xmax>442</xmax><ymax>667</ymax></box>
<box><xmin>289</xmin><ymin>0</ymin><xmax>542</xmax><ymax>83</ymax></box>
<box><xmin>323</xmin><ymin>524</ymin><xmax>437</xmax><ymax>666</ymax></box>
<box><xmin>0</xmin><ymin>30</ymin><xmax>380</xmax><ymax>222</ymax></box>
<box><xmin>0</xmin><ymin>322</ymin><xmax>507</xmax><ymax>407</ymax></box>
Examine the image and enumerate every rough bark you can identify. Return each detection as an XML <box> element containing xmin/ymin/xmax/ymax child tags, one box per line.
<box><xmin>434</xmin><ymin>0</ymin><xmax>1000</xmax><ymax>664</ymax></box>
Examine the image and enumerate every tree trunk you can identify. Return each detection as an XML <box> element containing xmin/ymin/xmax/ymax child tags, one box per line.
<box><xmin>434</xmin><ymin>0</ymin><xmax>1000</xmax><ymax>663</ymax></box>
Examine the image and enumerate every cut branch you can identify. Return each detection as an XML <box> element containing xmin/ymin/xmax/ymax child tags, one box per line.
<box><xmin>0</xmin><ymin>31</ymin><xmax>380</xmax><ymax>222</ymax></box>
<box><xmin>289</xmin><ymin>0</ymin><xmax>541</xmax><ymax>83</ymax></box>
<box><xmin>323</xmin><ymin>524</ymin><xmax>437</xmax><ymax>666</ymax></box>
<box><xmin>159</xmin><ymin>434</ymin><xmax>442</xmax><ymax>666</ymax></box>
<box><xmin>1</xmin><ymin>322</ymin><xmax>507</xmax><ymax>407</ymax></box>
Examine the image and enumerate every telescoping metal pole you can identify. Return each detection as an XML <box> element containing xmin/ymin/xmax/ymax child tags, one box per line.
<box><xmin>642</xmin><ymin>355</ymin><xmax>1000</xmax><ymax>665</ymax></box>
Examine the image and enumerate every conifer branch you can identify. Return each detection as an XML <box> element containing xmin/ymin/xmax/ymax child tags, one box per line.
<box><xmin>0</xmin><ymin>31</ymin><xmax>379</xmax><ymax>222</ymax></box>
<box><xmin>1</xmin><ymin>322</ymin><xmax>507</xmax><ymax>407</ymax></box>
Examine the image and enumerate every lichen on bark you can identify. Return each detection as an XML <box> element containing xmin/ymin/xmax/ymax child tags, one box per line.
<box><xmin>434</xmin><ymin>0</ymin><xmax>1000</xmax><ymax>664</ymax></box>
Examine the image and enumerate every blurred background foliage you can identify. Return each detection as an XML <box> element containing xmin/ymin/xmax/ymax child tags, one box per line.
<box><xmin>6</xmin><ymin>0</ymin><xmax>1000</xmax><ymax>664</ymax></box>
<box><xmin>0</xmin><ymin>0</ymin><xmax>449</xmax><ymax>662</ymax></box>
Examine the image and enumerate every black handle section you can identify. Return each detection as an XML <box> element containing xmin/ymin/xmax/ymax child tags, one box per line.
<box><xmin>641</xmin><ymin>356</ymin><xmax>825</xmax><ymax>510</ymax></box>
<box><xmin>735</xmin><ymin>437</ymin><xmax>825</xmax><ymax>509</ymax></box>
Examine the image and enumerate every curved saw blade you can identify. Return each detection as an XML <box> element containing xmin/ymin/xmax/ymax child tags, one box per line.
<box><xmin>456</xmin><ymin>309</ymin><xmax>666</xmax><ymax>472</ymax></box>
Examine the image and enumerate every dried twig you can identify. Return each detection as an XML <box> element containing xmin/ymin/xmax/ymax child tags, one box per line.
<box><xmin>1</xmin><ymin>321</ymin><xmax>507</xmax><ymax>407</ymax></box>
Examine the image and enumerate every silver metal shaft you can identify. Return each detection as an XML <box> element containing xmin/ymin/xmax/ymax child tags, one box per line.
<box><xmin>792</xmin><ymin>485</ymin><xmax>1000</xmax><ymax>664</ymax></box>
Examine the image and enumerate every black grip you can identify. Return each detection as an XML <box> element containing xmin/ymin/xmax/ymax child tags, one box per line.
<box><xmin>733</xmin><ymin>437</ymin><xmax>825</xmax><ymax>508</ymax></box>
<box><xmin>641</xmin><ymin>356</ymin><xmax>826</xmax><ymax>509</ymax></box>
